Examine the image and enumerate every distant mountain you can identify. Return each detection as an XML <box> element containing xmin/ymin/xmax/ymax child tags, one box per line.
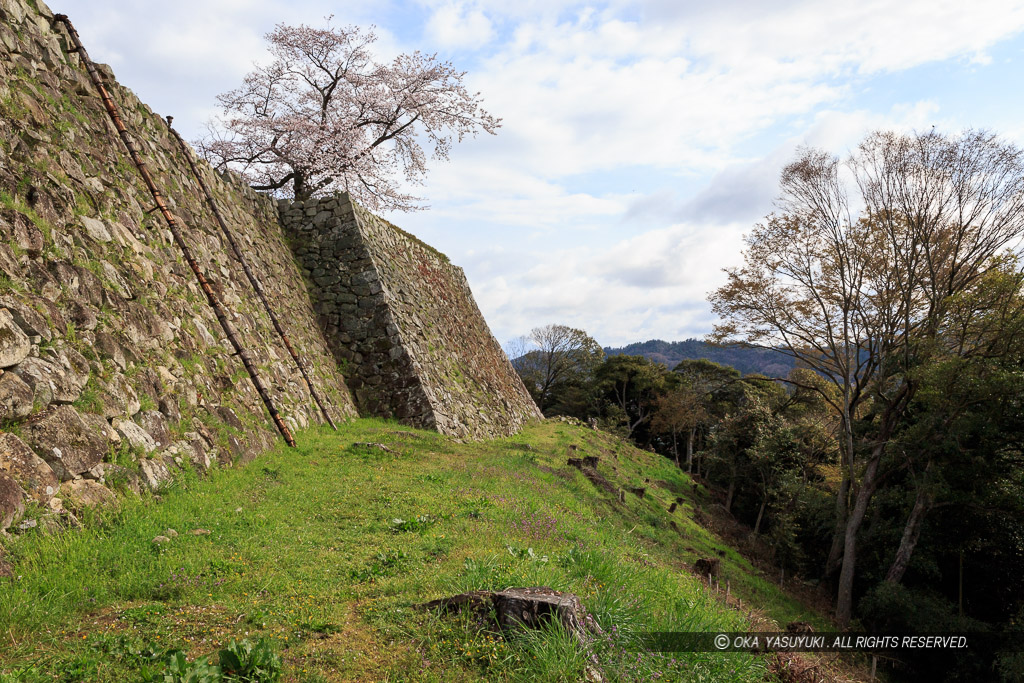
<box><xmin>603</xmin><ymin>339</ymin><xmax>796</xmax><ymax>377</ymax></box>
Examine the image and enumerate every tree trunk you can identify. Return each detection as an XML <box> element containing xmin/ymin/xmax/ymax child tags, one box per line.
<box><xmin>725</xmin><ymin>461</ymin><xmax>738</xmax><ymax>513</ymax></box>
<box><xmin>884</xmin><ymin>481</ymin><xmax>932</xmax><ymax>584</ymax></box>
<box><xmin>672</xmin><ymin>430</ymin><xmax>680</xmax><ymax>468</ymax></box>
<box><xmin>836</xmin><ymin>452</ymin><xmax>880</xmax><ymax>626</ymax></box>
<box><xmin>825</xmin><ymin>470</ymin><xmax>849</xmax><ymax>577</ymax></box>
<box><xmin>826</xmin><ymin>414</ymin><xmax>856</xmax><ymax>578</ymax></box>
<box><xmin>293</xmin><ymin>171</ymin><xmax>310</xmax><ymax>201</ymax></box>
<box><xmin>754</xmin><ymin>495</ymin><xmax>768</xmax><ymax>535</ymax></box>
<box><xmin>686</xmin><ymin>427</ymin><xmax>695</xmax><ymax>474</ymax></box>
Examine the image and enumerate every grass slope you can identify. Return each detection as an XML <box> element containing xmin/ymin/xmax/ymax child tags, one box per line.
<box><xmin>0</xmin><ymin>419</ymin><xmax>826</xmax><ymax>682</ymax></box>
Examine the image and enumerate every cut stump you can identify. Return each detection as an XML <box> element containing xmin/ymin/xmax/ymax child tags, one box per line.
<box><xmin>422</xmin><ymin>586</ymin><xmax>604</xmax><ymax>681</ymax></box>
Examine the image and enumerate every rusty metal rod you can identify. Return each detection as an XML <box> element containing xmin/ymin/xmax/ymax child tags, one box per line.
<box><xmin>167</xmin><ymin>123</ymin><xmax>338</xmax><ymax>430</ymax></box>
<box><xmin>53</xmin><ymin>14</ymin><xmax>296</xmax><ymax>448</ymax></box>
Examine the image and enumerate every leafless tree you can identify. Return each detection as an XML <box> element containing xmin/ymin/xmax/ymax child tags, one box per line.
<box><xmin>514</xmin><ymin>324</ymin><xmax>603</xmax><ymax>414</ymax></box>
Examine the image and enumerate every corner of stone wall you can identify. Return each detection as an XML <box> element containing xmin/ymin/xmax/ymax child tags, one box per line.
<box><xmin>279</xmin><ymin>193</ymin><xmax>542</xmax><ymax>440</ymax></box>
<box><xmin>279</xmin><ymin>195</ymin><xmax>436</xmax><ymax>429</ymax></box>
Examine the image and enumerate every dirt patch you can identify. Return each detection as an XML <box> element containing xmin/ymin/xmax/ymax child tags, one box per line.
<box><xmin>580</xmin><ymin>466</ymin><xmax>621</xmax><ymax>499</ymax></box>
<box><xmin>538</xmin><ymin>464</ymin><xmax>574</xmax><ymax>481</ymax></box>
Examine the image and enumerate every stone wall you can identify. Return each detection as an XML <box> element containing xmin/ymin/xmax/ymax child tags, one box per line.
<box><xmin>281</xmin><ymin>194</ymin><xmax>542</xmax><ymax>440</ymax></box>
<box><xmin>0</xmin><ymin>0</ymin><xmax>358</xmax><ymax>531</ymax></box>
<box><xmin>0</xmin><ymin>0</ymin><xmax>541</xmax><ymax>535</ymax></box>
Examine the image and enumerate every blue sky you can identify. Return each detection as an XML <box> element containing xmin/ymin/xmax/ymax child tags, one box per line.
<box><xmin>69</xmin><ymin>0</ymin><xmax>1024</xmax><ymax>347</ymax></box>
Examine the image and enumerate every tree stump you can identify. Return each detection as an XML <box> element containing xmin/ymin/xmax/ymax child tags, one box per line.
<box><xmin>786</xmin><ymin>621</ymin><xmax>814</xmax><ymax>633</ymax></box>
<box><xmin>422</xmin><ymin>587</ymin><xmax>604</xmax><ymax>681</ymax></box>
<box><xmin>694</xmin><ymin>557</ymin><xmax>721</xmax><ymax>579</ymax></box>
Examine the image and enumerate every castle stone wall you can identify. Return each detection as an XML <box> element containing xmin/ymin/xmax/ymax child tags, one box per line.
<box><xmin>0</xmin><ymin>0</ymin><xmax>358</xmax><ymax>530</ymax></box>
<box><xmin>281</xmin><ymin>194</ymin><xmax>542</xmax><ymax>439</ymax></box>
<box><xmin>0</xmin><ymin>0</ymin><xmax>539</xmax><ymax>535</ymax></box>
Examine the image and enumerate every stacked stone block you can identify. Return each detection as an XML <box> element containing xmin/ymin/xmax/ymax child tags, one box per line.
<box><xmin>0</xmin><ymin>0</ymin><xmax>539</xmax><ymax>536</ymax></box>
<box><xmin>282</xmin><ymin>194</ymin><xmax>542</xmax><ymax>440</ymax></box>
<box><xmin>0</xmin><ymin>0</ymin><xmax>358</xmax><ymax>532</ymax></box>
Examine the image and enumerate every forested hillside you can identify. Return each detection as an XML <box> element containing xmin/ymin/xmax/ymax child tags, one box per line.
<box><xmin>604</xmin><ymin>340</ymin><xmax>796</xmax><ymax>377</ymax></box>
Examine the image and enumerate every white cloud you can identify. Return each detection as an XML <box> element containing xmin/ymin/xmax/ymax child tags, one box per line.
<box><xmin>426</xmin><ymin>3</ymin><xmax>495</xmax><ymax>49</ymax></box>
<box><xmin>457</xmin><ymin>98</ymin><xmax>971</xmax><ymax>345</ymax></box>
<box><xmin>461</xmin><ymin>217</ymin><xmax>749</xmax><ymax>346</ymax></box>
<box><xmin>62</xmin><ymin>0</ymin><xmax>1024</xmax><ymax>346</ymax></box>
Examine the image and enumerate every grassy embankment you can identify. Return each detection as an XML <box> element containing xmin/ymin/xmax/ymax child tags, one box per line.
<box><xmin>0</xmin><ymin>418</ymin><xmax>830</xmax><ymax>681</ymax></box>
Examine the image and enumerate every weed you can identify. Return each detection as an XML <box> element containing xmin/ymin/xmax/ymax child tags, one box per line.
<box><xmin>139</xmin><ymin>392</ymin><xmax>157</xmax><ymax>412</ymax></box>
<box><xmin>218</xmin><ymin>638</ymin><xmax>282</xmax><ymax>682</ymax></box>
<box><xmin>105</xmin><ymin>440</ymin><xmax>143</xmax><ymax>468</ymax></box>
<box><xmin>389</xmin><ymin>514</ymin><xmax>439</xmax><ymax>533</ymax></box>
<box><xmin>0</xmin><ymin>275</ymin><xmax>25</xmax><ymax>293</ymax></box>
<box><xmin>141</xmin><ymin>650</ymin><xmax>221</xmax><ymax>683</ymax></box>
<box><xmin>505</xmin><ymin>545</ymin><xmax>549</xmax><ymax>563</ymax></box>
<box><xmin>72</xmin><ymin>377</ymin><xmax>104</xmax><ymax>415</ymax></box>
<box><xmin>350</xmin><ymin>549</ymin><xmax>408</xmax><ymax>583</ymax></box>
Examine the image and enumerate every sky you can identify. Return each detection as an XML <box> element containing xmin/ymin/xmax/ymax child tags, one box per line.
<box><xmin>68</xmin><ymin>0</ymin><xmax>1024</xmax><ymax>348</ymax></box>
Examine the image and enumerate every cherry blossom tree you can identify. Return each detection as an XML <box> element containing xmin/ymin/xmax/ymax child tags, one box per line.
<box><xmin>197</xmin><ymin>20</ymin><xmax>500</xmax><ymax>210</ymax></box>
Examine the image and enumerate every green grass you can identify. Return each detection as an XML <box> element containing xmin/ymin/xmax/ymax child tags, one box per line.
<box><xmin>0</xmin><ymin>419</ymin><xmax>825</xmax><ymax>681</ymax></box>
<box><xmin>71</xmin><ymin>376</ymin><xmax>104</xmax><ymax>415</ymax></box>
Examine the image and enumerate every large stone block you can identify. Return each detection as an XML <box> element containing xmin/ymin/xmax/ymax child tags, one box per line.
<box><xmin>11</xmin><ymin>343</ymin><xmax>90</xmax><ymax>406</ymax></box>
<box><xmin>59</xmin><ymin>479</ymin><xmax>116</xmax><ymax>511</ymax></box>
<box><xmin>0</xmin><ymin>370</ymin><xmax>33</xmax><ymax>421</ymax></box>
<box><xmin>78</xmin><ymin>215</ymin><xmax>112</xmax><ymax>243</ymax></box>
<box><xmin>0</xmin><ymin>432</ymin><xmax>58</xmax><ymax>504</ymax></box>
<box><xmin>0</xmin><ymin>295</ymin><xmax>52</xmax><ymax>341</ymax></box>
<box><xmin>22</xmin><ymin>405</ymin><xmax>108</xmax><ymax>481</ymax></box>
<box><xmin>0</xmin><ymin>308</ymin><xmax>30</xmax><ymax>369</ymax></box>
<box><xmin>0</xmin><ymin>207</ymin><xmax>43</xmax><ymax>259</ymax></box>
<box><xmin>114</xmin><ymin>417</ymin><xmax>157</xmax><ymax>454</ymax></box>
<box><xmin>10</xmin><ymin>357</ymin><xmax>56</xmax><ymax>406</ymax></box>
<box><xmin>0</xmin><ymin>472</ymin><xmax>25</xmax><ymax>531</ymax></box>
<box><xmin>138</xmin><ymin>457</ymin><xmax>172</xmax><ymax>492</ymax></box>
<box><xmin>135</xmin><ymin>410</ymin><xmax>170</xmax><ymax>450</ymax></box>
<box><xmin>98</xmin><ymin>374</ymin><xmax>140</xmax><ymax>418</ymax></box>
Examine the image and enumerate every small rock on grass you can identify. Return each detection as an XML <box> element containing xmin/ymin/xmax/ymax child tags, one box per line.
<box><xmin>190</xmin><ymin>528</ymin><xmax>211</xmax><ymax>536</ymax></box>
<box><xmin>165</xmin><ymin>528</ymin><xmax>178</xmax><ymax>538</ymax></box>
<box><xmin>351</xmin><ymin>442</ymin><xmax>395</xmax><ymax>453</ymax></box>
<box><xmin>152</xmin><ymin>535</ymin><xmax>171</xmax><ymax>544</ymax></box>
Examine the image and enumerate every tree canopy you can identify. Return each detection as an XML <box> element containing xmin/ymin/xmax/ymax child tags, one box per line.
<box><xmin>710</xmin><ymin>128</ymin><xmax>1024</xmax><ymax>625</ymax></box>
<box><xmin>510</xmin><ymin>324</ymin><xmax>604</xmax><ymax>415</ymax></box>
<box><xmin>198</xmin><ymin>20</ymin><xmax>500</xmax><ymax>209</ymax></box>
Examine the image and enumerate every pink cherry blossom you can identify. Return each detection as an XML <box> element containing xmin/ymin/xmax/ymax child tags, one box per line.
<box><xmin>197</xmin><ymin>20</ymin><xmax>500</xmax><ymax>211</ymax></box>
